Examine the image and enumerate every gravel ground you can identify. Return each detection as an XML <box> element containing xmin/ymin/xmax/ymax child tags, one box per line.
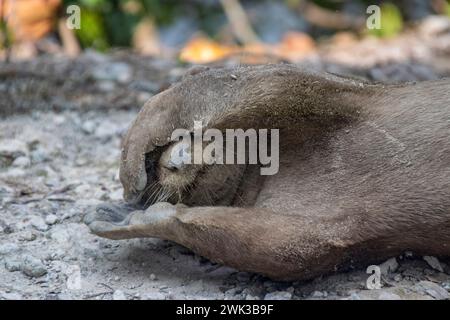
<box><xmin>1</xmin><ymin>108</ymin><xmax>449</xmax><ymax>301</ymax></box>
<box><xmin>1</xmin><ymin>19</ymin><xmax>450</xmax><ymax>299</ymax></box>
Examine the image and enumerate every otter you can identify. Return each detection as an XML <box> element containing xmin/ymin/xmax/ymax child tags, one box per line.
<box><xmin>84</xmin><ymin>64</ymin><xmax>450</xmax><ymax>281</ymax></box>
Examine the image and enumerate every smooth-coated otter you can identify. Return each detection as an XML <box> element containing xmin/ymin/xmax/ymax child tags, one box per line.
<box><xmin>84</xmin><ymin>64</ymin><xmax>450</xmax><ymax>281</ymax></box>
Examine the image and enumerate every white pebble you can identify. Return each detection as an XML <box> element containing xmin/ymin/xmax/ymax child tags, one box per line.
<box><xmin>113</xmin><ymin>290</ymin><xmax>127</xmax><ymax>300</ymax></box>
<box><xmin>45</xmin><ymin>214</ymin><xmax>58</xmax><ymax>225</ymax></box>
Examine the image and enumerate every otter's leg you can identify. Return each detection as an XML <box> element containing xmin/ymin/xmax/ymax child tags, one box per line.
<box><xmin>85</xmin><ymin>203</ymin><xmax>354</xmax><ymax>280</ymax></box>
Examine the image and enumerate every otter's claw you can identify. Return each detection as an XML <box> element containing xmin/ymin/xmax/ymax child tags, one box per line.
<box><xmin>84</xmin><ymin>202</ymin><xmax>178</xmax><ymax>240</ymax></box>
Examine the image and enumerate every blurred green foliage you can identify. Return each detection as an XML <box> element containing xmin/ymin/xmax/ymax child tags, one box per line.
<box><xmin>446</xmin><ymin>0</ymin><xmax>450</xmax><ymax>17</ymax></box>
<box><xmin>64</xmin><ymin>0</ymin><xmax>216</xmax><ymax>49</ymax></box>
<box><xmin>0</xmin><ymin>14</ymin><xmax>13</xmax><ymax>50</ymax></box>
<box><xmin>367</xmin><ymin>2</ymin><xmax>403</xmax><ymax>38</ymax></box>
<box><xmin>61</xmin><ymin>0</ymin><xmax>440</xmax><ymax>50</ymax></box>
<box><xmin>64</xmin><ymin>0</ymin><xmax>138</xmax><ymax>49</ymax></box>
<box><xmin>75</xmin><ymin>9</ymin><xmax>108</xmax><ymax>50</ymax></box>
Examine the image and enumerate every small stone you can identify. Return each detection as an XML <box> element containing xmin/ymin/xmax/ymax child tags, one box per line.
<box><xmin>74</xmin><ymin>184</ymin><xmax>91</xmax><ymax>195</ymax></box>
<box><xmin>30</xmin><ymin>148</ymin><xmax>50</xmax><ymax>163</ymax></box>
<box><xmin>108</xmin><ymin>189</ymin><xmax>123</xmax><ymax>201</ymax></box>
<box><xmin>264</xmin><ymin>291</ymin><xmax>292</xmax><ymax>300</ymax></box>
<box><xmin>378</xmin><ymin>292</ymin><xmax>402</xmax><ymax>300</ymax></box>
<box><xmin>349</xmin><ymin>292</ymin><xmax>362</xmax><ymax>300</ymax></box>
<box><xmin>21</xmin><ymin>255</ymin><xmax>47</xmax><ymax>278</ymax></box>
<box><xmin>224</xmin><ymin>288</ymin><xmax>239</xmax><ymax>298</ymax></box>
<box><xmin>92</xmin><ymin>62</ymin><xmax>132</xmax><ymax>83</ymax></box>
<box><xmin>12</xmin><ymin>156</ymin><xmax>31</xmax><ymax>168</ymax></box>
<box><xmin>30</xmin><ymin>216</ymin><xmax>49</xmax><ymax>232</ymax></box>
<box><xmin>50</xmin><ymin>249</ymin><xmax>66</xmax><ymax>260</ymax></box>
<box><xmin>54</xmin><ymin>293</ymin><xmax>73</xmax><ymax>300</ymax></box>
<box><xmin>81</xmin><ymin>121</ymin><xmax>97</xmax><ymax>134</ymax></box>
<box><xmin>5</xmin><ymin>168</ymin><xmax>26</xmax><ymax>177</ymax></box>
<box><xmin>379</xmin><ymin>257</ymin><xmax>399</xmax><ymax>275</ymax></box>
<box><xmin>4</xmin><ymin>257</ymin><xmax>22</xmax><ymax>272</ymax></box>
<box><xmin>45</xmin><ymin>214</ymin><xmax>58</xmax><ymax>225</ymax></box>
<box><xmin>20</xmin><ymin>230</ymin><xmax>37</xmax><ymax>241</ymax></box>
<box><xmin>347</xmin><ymin>289</ymin><xmax>402</xmax><ymax>300</ymax></box>
<box><xmin>0</xmin><ymin>292</ymin><xmax>23</xmax><ymax>300</ymax></box>
<box><xmin>50</xmin><ymin>227</ymin><xmax>71</xmax><ymax>244</ymax></box>
<box><xmin>52</xmin><ymin>114</ymin><xmax>66</xmax><ymax>125</ymax></box>
<box><xmin>97</xmin><ymin>80</ymin><xmax>116</xmax><ymax>92</ymax></box>
<box><xmin>442</xmin><ymin>282</ymin><xmax>450</xmax><ymax>291</ymax></box>
<box><xmin>149</xmin><ymin>273</ymin><xmax>157</xmax><ymax>281</ymax></box>
<box><xmin>423</xmin><ymin>256</ymin><xmax>444</xmax><ymax>273</ymax></box>
<box><xmin>311</xmin><ymin>291</ymin><xmax>325</xmax><ymax>299</ymax></box>
<box><xmin>0</xmin><ymin>243</ymin><xmax>20</xmax><ymax>256</ymax></box>
<box><xmin>142</xmin><ymin>291</ymin><xmax>165</xmax><ymax>300</ymax></box>
<box><xmin>113</xmin><ymin>290</ymin><xmax>127</xmax><ymax>300</ymax></box>
<box><xmin>418</xmin><ymin>281</ymin><xmax>449</xmax><ymax>300</ymax></box>
<box><xmin>0</xmin><ymin>139</ymin><xmax>27</xmax><ymax>167</ymax></box>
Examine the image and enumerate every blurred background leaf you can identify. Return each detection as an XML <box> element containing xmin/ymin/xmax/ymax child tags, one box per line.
<box><xmin>74</xmin><ymin>8</ymin><xmax>108</xmax><ymax>50</ymax></box>
<box><xmin>446</xmin><ymin>0</ymin><xmax>450</xmax><ymax>17</ymax></box>
<box><xmin>367</xmin><ymin>2</ymin><xmax>404</xmax><ymax>38</ymax></box>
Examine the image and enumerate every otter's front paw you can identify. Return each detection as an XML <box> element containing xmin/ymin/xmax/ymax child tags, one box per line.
<box><xmin>84</xmin><ymin>202</ymin><xmax>178</xmax><ymax>240</ymax></box>
<box><xmin>84</xmin><ymin>202</ymin><xmax>138</xmax><ymax>225</ymax></box>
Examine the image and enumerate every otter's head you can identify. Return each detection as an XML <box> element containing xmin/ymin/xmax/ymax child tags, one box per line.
<box><xmin>118</xmin><ymin>64</ymin><xmax>282</xmax><ymax>207</ymax></box>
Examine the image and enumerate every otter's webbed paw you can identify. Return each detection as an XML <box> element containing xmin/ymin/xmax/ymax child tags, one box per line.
<box><xmin>84</xmin><ymin>202</ymin><xmax>178</xmax><ymax>240</ymax></box>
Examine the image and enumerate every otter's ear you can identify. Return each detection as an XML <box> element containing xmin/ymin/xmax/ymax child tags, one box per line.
<box><xmin>182</xmin><ymin>65</ymin><xmax>211</xmax><ymax>80</ymax></box>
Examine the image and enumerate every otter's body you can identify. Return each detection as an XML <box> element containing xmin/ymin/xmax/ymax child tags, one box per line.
<box><xmin>85</xmin><ymin>65</ymin><xmax>450</xmax><ymax>280</ymax></box>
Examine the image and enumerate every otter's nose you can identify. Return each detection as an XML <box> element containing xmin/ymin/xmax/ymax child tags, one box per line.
<box><xmin>163</xmin><ymin>142</ymin><xmax>191</xmax><ymax>171</ymax></box>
